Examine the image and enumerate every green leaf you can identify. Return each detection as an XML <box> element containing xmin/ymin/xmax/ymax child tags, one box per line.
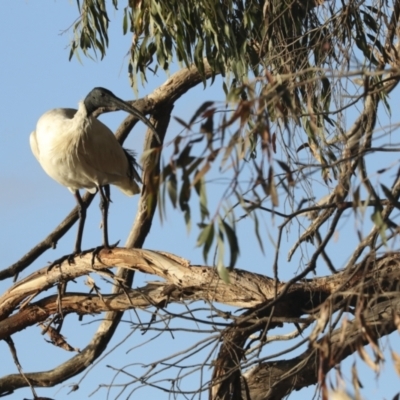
<box><xmin>194</xmin><ymin>37</ymin><xmax>205</xmax><ymax>79</ymax></box>
<box><xmin>371</xmin><ymin>209</ymin><xmax>387</xmax><ymax>245</ymax></box>
<box><xmin>221</xmin><ymin>219</ymin><xmax>239</xmax><ymax>268</ymax></box>
<box><xmin>194</xmin><ymin>175</ymin><xmax>209</xmax><ymax>222</ymax></box>
<box><xmin>216</xmin><ymin>228</ymin><xmax>230</xmax><ymax>283</ymax></box>
<box><xmin>167</xmin><ymin>174</ymin><xmax>177</xmax><ymax>208</ymax></box>
<box><xmin>268</xmin><ymin>167</ymin><xmax>279</xmax><ymax>207</ymax></box>
<box><xmin>221</xmin><ymin>130</ymin><xmax>240</xmax><ymax>170</ymax></box>
<box><xmin>123</xmin><ymin>7</ymin><xmax>128</xmax><ymax>35</ymax></box>
<box><xmin>184</xmin><ymin>207</ymin><xmax>191</xmax><ymax>233</ymax></box>
<box><xmin>253</xmin><ymin>213</ymin><xmax>265</xmax><ymax>254</ymax></box>
<box><xmin>217</xmin><ymin>263</ymin><xmax>231</xmax><ymax>284</ymax></box>
<box><xmin>192</xmin><ymin>163</ymin><xmax>210</xmax><ymax>187</ymax></box>
<box><xmin>196</xmin><ymin>223</ymin><xmax>215</xmax><ymax>263</ymax></box>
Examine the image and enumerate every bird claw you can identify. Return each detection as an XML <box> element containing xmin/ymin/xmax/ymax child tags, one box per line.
<box><xmin>108</xmin><ymin>240</ymin><xmax>120</xmax><ymax>249</ymax></box>
<box><xmin>90</xmin><ymin>246</ymin><xmax>103</xmax><ymax>266</ymax></box>
<box><xmin>89</xmin><ymin>240</ymin><xmax>120</xmax><ymax>266</ymax></box>
<box><xmin>47</xmin><ymin>252</ymin><xmax>79</xmax><ymax>271</ymax></box>
<box><xmin>47</xmin><ymin>241</ymin><xmax>120</xmax><ymax>270</ymax></box>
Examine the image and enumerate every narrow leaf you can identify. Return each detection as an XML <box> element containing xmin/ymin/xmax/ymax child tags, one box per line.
<box><xmin>381</xmin><ymin>184</ymin><xmax>400</xmax><ymax>209</ymax></box>
<box><xmin>174</xmin><ymin>116</ymin><xmax>191</xmax><ymax>130</ymax></box>
<box><xmin>196</xmin><ymin>223</ymin><xmax>215</xmax><ymax>263</ymax></box>
<box><xmin>189</xmin><ymin>101</ymin><xmax>215</xmax><ymax>126</ymax></box>
<box><xmin>167</xmin><ymin>174</ymin><xmax>177</xmax><ymax>208</ymax></box>
<box><xmin>123</xmin><ymin>7</ymin><xmax>128</xmax><ymax>35</ymax></box>
<box><xmin>221</xmin><ymin>220</ymin><xmax>239</xmax><ymax>268</ymax></box>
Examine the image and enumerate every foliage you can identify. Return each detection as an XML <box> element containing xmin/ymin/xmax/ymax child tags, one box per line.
<box><xmin>70</xmin><ymin>0</ymin><xmax>351</xmax><ymax>90</ymax></box>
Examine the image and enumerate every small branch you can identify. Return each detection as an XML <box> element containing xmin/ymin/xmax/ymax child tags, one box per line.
<box><xmin>4</xmin><ymin>336</ymin><xmax>38</xmax><ymax>398</ymax></box>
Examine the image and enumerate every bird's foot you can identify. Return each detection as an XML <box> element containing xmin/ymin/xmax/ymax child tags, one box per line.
<box><xmin>47</xmin><ymin>252</ymin><xmax>80</xmax><ymax>271</ymax></box>
<box><xmin>47</xmin><ymin>242</ymin><xmax>120</xmax><ymax>270</ymax></box>
<box><xmin>89</xmin><ymin>240</ymin><xmax>120</xmax><ymax>266</ymax></box>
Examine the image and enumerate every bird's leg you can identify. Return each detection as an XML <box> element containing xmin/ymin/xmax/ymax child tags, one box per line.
<box><xmin>98</xmin><ymin>185</ymin><xmax>111</xmax><ymax>249</ymax></box>
<box><xmin>89</xmin><ymin>185</ymin><xmax>120</xmax><ymax>265</ymax></box>
<box><xmin>47</xmin><ymin>190</ymin><xmax>87</xmax><ymax>270</ymax></box>
<box><xmin>74</xmin><ymin>190</ymin><xmax>87</xmax><ymax>254</ymax></box>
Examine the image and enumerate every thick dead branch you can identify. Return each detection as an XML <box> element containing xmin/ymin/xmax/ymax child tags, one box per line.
<box><xmin>0</xmin><ymin>248</ymin><xmax>275</xmax><ymax>324</ymax></box>
<box><xmin>210</xmin><ymin>253</ymin><xmax>400</xmax><ymax>399</ymax></box>
<box><xmin>240</xmin><ymin>296</ymin><xmax>400</xmax><ymax>400</ymax></box>
<box><xmin>1</xmin><ymin>251</ymin><xmax>400</xmax><ymax>396</ymax></box>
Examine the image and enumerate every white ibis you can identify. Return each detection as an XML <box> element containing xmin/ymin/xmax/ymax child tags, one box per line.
<box><xmin>30</xmin><ymin>87</ymin><xmax>158</xmax><ymax>256</ymax></box>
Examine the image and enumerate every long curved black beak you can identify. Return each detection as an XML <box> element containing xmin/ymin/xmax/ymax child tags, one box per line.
<box><xmin>106</xmin><ymin>93</ymin><xmax>161</xmax><ymax>144</ymax></box>
<box><xmin>85</xmin><ymin>87</ymin><xmax>161</xmax><ymax>143</ymax></box>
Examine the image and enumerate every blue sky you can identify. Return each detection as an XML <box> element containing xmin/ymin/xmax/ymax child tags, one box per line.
<box><xmin>1</xmin><ymin>2</ymin><xmax>400</xmax><ymax>399</ymax></box>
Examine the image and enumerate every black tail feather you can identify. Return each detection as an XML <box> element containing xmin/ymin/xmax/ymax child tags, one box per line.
<box><xmin>123</xmin><ymin>149</ymin><xmax>142</xmax><ymax>183</ymax></box>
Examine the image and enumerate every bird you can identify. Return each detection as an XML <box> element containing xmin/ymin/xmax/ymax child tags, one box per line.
<box><xmin>30</xmin><ymin>87</ymin><xmax>159</xmax><ymax>257</ymax></box>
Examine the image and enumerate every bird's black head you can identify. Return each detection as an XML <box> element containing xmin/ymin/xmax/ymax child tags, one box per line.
<box><xmin>84</xmin><ymin>87</ymin><xmax>117</xmax><ymax>116</ymax></box>
<box><xmin>83</xmin><ymin>86</ymin><xmax>161</xmax><ymax>143</ymax></box>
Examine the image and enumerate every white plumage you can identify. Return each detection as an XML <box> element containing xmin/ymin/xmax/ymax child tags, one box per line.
<box><xmin>30</xmin><ymin>103</ymin><xmax>140</xmax><ymax>196</ymax></box>
<box><xmin>30</xmin><ymin>87</ymin><xmax>158</xmax><ymax>254</ymax></box>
